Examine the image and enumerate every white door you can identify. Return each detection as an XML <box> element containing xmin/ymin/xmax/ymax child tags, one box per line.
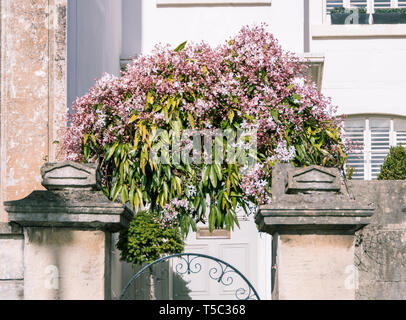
<box><xmin>171</xmin><ymin>215</ymin><xmax>272</xmax><ymax>300</ymax></box>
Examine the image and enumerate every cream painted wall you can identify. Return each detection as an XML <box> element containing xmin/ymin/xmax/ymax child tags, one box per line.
<box><xmin>308</xmin><ymin>0</ymin><xmax>406</xmax><ymax>117</ymax></box>
<box><xmin>121</xmin><ymin>0</ymin><xmax>304</xmax><ymax>58</ymax></box>
<box><xmin>312</xmin><ymin>34</ymin><xmax>406</xmax><ymax>116</ymax></box>
<box><xmin>67</xmin><ymin>0</ymin><xmax>122</xmax><ymax>107</ymax></box>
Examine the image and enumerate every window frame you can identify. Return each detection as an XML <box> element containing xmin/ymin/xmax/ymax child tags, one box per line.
<box><xmin>325</xmin><ymin>0</ymin><xmax>405</xmax><ymax>24</ymax></box>
<box><xmin>345</xmin><ymin>115</ymin><xmax>406</xmax><ymax>180</ymax></box>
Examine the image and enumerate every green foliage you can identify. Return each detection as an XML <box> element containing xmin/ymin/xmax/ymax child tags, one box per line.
<box><xmin>117</xmin><ymin>211</ymin><xmax>184</xmax><ymax>265</ymax></box>
<box><xmin>375</xmin><ymin>8</ymin><xmax>406</xmax><ymax>14</ymax></box>
<box><xmin>69</xmin><ymin>27</ymin><xmax>349</xmax><ymax>239</ymax></box>
<box><xmin>288</xmin><ymin>124</ymin><xmax>347</xmax><ymax>168</ymax></box>
<box><xmin>378</xmin><ymin>146</ymin><xmax>406</xmax><ymax>180</ymax></box>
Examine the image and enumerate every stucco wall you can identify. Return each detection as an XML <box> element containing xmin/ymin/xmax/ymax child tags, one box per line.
<box><xmin>121</xmin><ymin>0</ymin><xmax>304</xmax><ymax>57</ymax></box>
<box><xmin>309</xmin><ymin>0</ymin><xmax>406</xmax><ymax>117</ymax></box>
<box><xmin>350</xmin><ymin>181</ymin><xmax>406</xmax><ymax>299</ymax></box>
<box><xmin>67</xmin><ymin>0</ymin><xmax>122</xmax><ymax>107</ymax></box>
<box><xmin>312</xmin><ymin>33</ymin><xmax>406</xmax><ymax>117</ymax></box>
<box><xmin>0</xmin><ymin>0</ymin><xmax>67</xmax><ymax>221</ymax></box>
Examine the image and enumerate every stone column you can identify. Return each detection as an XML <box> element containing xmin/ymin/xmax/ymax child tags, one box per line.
<box><xmin>4</xmin><ymin>162</ymin><xmax>132</xmax><ymax>300</ymax></box>
<box><xmin>256</xmin><ymin>164</ymin><xmax>375</xmax><ymax>300</ymax></box>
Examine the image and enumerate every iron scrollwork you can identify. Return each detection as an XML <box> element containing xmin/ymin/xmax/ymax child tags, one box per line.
<box><xmin>119</xmin><ymin>253</ymin><xmax>260</xmax><ymax>300</ymax></box>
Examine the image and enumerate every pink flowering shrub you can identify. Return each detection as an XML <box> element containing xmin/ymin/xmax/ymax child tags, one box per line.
<box><xmin>63</xmin><ymin>25</ymin><xmax>349</xmax><ymax>235</ymax></box>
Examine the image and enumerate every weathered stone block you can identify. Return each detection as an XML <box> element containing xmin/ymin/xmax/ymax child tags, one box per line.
<box><xmin>274</xmin><ymin>234</ymin><xmax>355</xmax><ymax>300</ymax></box>
<box><xmin>286</xmin><ymin>165</ymin><xmax>341</xmax><ymax>194</ymax></box>
<box><xmin>41</xmin><ymin>161</ymin><xmax>100</xmax><ymax>190</ymax></box>
<box><xmin>350</xmin><ymin>180</ymin><xmax>406</xmax><ymax>300</ymax></box>
<box><xmin>23</xmin><ymin>228</ymin><xmax>110</xmax><ymax>300</ymax></box>
<box><xmin>5</xmin><ymin>162</ymin><xmax>132</xmax><ymax>232</ymax></box>
<box><xmin>256</xmin><ymin>164</ymin><xmax>375</xmax><ymax>234</ymax></box>
<box><xmin>0</xmin><ymin>223</ymin><xmax>24</xmax><ymax>280</ymax></box>
<box><xmin>257</xmin><ymin>164</ymin><xmax>375</xmax><ymax>300</ymax></box>
<box><xmin>0</xmin><ymin>281</ymin><xmax>24</xmax><ymax>300</ymax></box>
<box><xmin>4</xmin><ymin>190</ymin><xmax>132</xmax><ymax>232</ymax></box>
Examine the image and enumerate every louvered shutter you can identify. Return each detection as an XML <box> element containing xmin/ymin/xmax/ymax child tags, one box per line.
<box><xmin>374</xmin><ymin>0</ymin><xmax>391</xmax><ymax>8</ymax></box>
<box><xmin>345</xmin><ymin>119</ymin><xmax>365</xmax><ymax>180</ymax></box>
<box><xmin>327</xmin><ymin>0</ymin><xmax>344</xmax><ymax>13</ymax></box>
<box><xmin>351</xmin><ymin>0</ymin><xmax>367</xmax><ymax>8</ymax></box>
<box><xmin>370</xmin><ymin>118</ymin><xmax>390</xmax><ymax>180</ymax></box>
<box><xmin>394</xmin><ymin>119</ymin><xmax>406</xmax><ymax>147</ymax></box>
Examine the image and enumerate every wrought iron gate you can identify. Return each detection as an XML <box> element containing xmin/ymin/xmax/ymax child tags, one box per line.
<box><xmin>119</xmin><ymin>253</ymin><xmax>260</xmax><ymax>300</ymax></box>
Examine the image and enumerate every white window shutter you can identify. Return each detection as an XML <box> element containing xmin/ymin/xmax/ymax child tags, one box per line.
<box><xmin>327</xmin><ymin>0</ymin><xmax>344</xmax><ymax>13</ymax></box>
<box><xmin>351</xmin><ymin>0</ymin><xmax>368</xmax><ymax>8</ymax></box>
<box><xmin>374</xmin><ymin>0</ymin><xmax>392</xmax><ymax>8</ymax></box>
<box><xmin>370</xmin><ymin>118</ymin><xmax>390</xmax><ymax>180</ymax></box>
<box><xmin>394</xmin><ymin>119</ymin><xmax>406</xmax><ymax>147</ymax></box>
<box><xmin>345</xmin><ymin>119</ymin><xmax>366</xmax><ymax>180</ymax></box>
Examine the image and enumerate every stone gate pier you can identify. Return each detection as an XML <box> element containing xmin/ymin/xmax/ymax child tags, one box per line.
<box><xmin>256</xmin><ymin>164</ymin><xmax>376</xmax><ymax>300</ymax></box>
<box><xmin>2</xmin><ymin>162</ymin><xmax>131</xmax><ymax>300</ymax></box>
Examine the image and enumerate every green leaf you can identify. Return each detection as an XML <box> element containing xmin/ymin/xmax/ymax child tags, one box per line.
<box><xmin>174</xmin><ymin>41</ymin><xmax>187</xmax><ymax>52</ymax></box>
<box><xmin>147</xmin><ymin>91</ymin><xmax>155</xmax><ymax>105</ymax></box>
<box><xmin>129</xmin><ymin>114</ymin><xmax>139</xmax><ymax>124</ymax></box>
<box><xmin>214</xmin><ymin>163</ymin><xmax>223</xmax><ymax>181</ymax></box>
<box><xmin>228</xmin><ymin>110</ymin><xmax>235</xmax><ymax>123</ymax></box>
<box><xmin>202</xmin><ymin>166</ymin><xmax>210</xmax><ymax>186</ymax></box>
<box><xmin>107</xmin><ymin>141</ymin><xmax>119</xmax><ymax>161</ymax></box>
<box><xmin>209</xmin><ymin>205</ymin><xmax>216</xmax><ymax>232</ymax></box>
<box><xmin>120</xmin><ymin>185</ymin><xmax>129</xmax><ymax>203</ymax></box>
<box><xmin>210</xmin><ymin>165</ymin><xmax>217</xmax><ymax>188</ymax></box>
<box><xmin>188</xmin><ymin>113</ymin><xmax>195</xmax><ymax>129</ymax></box>
<box><xmin>271</xmin><ymin>109</ymin><xmax>279</xmax><ymax>122</ymax></box>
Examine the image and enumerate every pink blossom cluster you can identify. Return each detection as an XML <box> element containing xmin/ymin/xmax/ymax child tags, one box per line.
<box><xmin>63</xmin><ymin>24</ymin><xmax>346</xmax><ymax>164</ymax></box>
<box><xmin>240</xmin><ymin>164</ymin><xmax>269</xmax><ymax>204</ymax></box>
<box><xmin>269</xmin><ymin>140</ymin><xmax>296</xmax><ymax>163</ymax></box>
<box><xmin>158</xmin><ymin>199</ymin><xmax>192</xmax><ymax>228</ymax></box>
<box><xmin>63</xmin><ymin>24</ymin><xmax>349</xmax><ymax>214</ymax></box>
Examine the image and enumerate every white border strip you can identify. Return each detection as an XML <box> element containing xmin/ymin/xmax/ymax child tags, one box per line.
<box><xmin>312</xmin><ymin>24</ymin><xmax>406</xmax><ymax>38</ymax></box>
<box><xmin>157</xmin><ymin>0</ymin><xmax>272</xmax><ymax>6</ymax></box>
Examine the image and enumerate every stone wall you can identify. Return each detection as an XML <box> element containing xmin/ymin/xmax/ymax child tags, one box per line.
<box><xmin>0</xmin><ymin>223</ymin><xmax>24</xmax><ymax>299</ymax></box>
<box><xmin>0</xmin><ymin>0</ymin><xmax>67</xmax><ymax>221</ymax></box>
<box><xmin>350</xmin><ymin>181</ymin><xmax>406</xmax><ymax>300</ymax></box>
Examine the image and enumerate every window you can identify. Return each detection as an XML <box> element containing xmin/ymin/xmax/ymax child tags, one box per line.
<box><xmin>326</xmin><ymin>0</ymin><xmax>406</xmax><ymax>18</ymax></box>
<box><xmin>345</xmin><ymin>116</ymin><xmax>406</xmax><ymax>180</ymax></box>
<box><xmin>326</xmin><ymin>0</ymin><xmax>367</xmax><ymax>14</ymax></box>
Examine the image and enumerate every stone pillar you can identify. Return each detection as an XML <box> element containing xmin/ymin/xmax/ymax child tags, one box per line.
<box><xmin>4</xmin><ymin>162</ymin><xmax>132</xmax><ymax>300</ymax></box>
<box><xmin>256</xmin><ymin>164</ymin><xmax>375</xmax><ymax>300</ymax></box>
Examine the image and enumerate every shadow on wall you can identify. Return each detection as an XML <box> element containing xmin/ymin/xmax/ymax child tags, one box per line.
<box><xmin>121</xmin><ymin>0</ymin><xmax>142</xmax><ymax>64</ymax></box>
<box><xmin>123</xmin><ymin>261</ymin><xmax>192</xmax><ymax>300</ymax></box>
<box><xmin>67</xmin><ymin>0</ymin><xmax>142</xmax><ymax>111</ymax></box>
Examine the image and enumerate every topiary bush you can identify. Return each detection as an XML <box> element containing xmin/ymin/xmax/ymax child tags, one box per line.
<box><xmin>377</xmin><ymin>146</ymin><xmax>406</xmax><ymax>180</ymax></box>
<box><xmin>117</xmin><ymin>211</ymin><xmax>184</xmax><ymax>299</ymax></box>
<box><xmin>117</xmin><ymin>211</ymin><xmax>184</xmax><ymax>265</ymax></box>
<box><xmin>63</xmin><ymin>24</ymin><xmax>351</xmax><ymax>239</ymax></box>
